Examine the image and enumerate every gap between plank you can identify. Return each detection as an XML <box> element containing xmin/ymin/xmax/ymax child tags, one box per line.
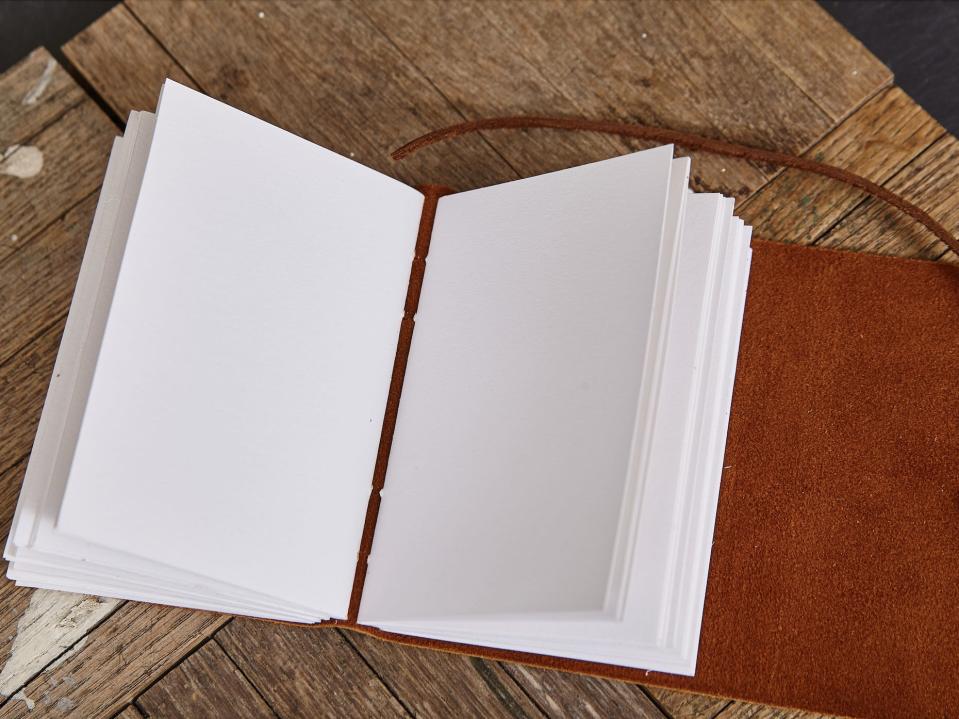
<box><xmin>120</xmin><ymin>2</ymin><xmax>203</xmax><ymax>95</ymax></box>
<box><xmin>354</xmin><ymin>1</ymin><xmax>525</xmax><ymax>183</ymax></box>
<box><xmin>0</xmin><ymin>596</ymin><xmax>125</xmax><ymax>711</ymax></box>
<box><xmin>211</xmin><ymin>634</ymin><xmax>284</xmax><ymax>719</ymax></box>
<box><xmin>809</xmin><ymin>128</ymin><xmax>949</xmax><ymax>251</ymax></box>
<box><xmin>336</xmin><ymin>628</ymin><xmax>416</xmax><ymax>718</ymax></box>
<box><xmin>129</xmin><ymin>630</ymin><xmax>226</xmax><ymax>716</ymax></box>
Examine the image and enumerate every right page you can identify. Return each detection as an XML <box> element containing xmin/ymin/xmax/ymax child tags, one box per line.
<box><xmin>360</xmin><ymin>147</ymin><xmax>752</xmax><ymax>675</ymax></box>
<box><xmin>362</xmin><ymin>146</ymin><xmax>680</xmax><ymax>620</ymax></box>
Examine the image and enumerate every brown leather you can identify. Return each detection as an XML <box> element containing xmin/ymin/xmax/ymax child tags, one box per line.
<box><xmin>392</xmin><ymin>116</ymin><xmax>959</xmax><ymax>259</ymax></box>
<box><xmin>271</xmin><ymin>126</ymin><xmax>959</xmax><ymax>719</ymax></box>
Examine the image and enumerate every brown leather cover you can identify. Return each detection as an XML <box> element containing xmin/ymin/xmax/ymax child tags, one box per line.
<box><xmin>306</xmin><ymin>187</ymin><xmax>959</xmax><ymax>719</ymax></box>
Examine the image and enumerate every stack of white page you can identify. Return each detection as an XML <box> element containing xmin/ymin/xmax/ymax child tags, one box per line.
<box><xmin>5</xmin><ymin>80</ymin><xmax>751</xmax><ymax>676</ymax></box>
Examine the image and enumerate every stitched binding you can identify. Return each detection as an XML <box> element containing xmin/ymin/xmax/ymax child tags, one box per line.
<box><xmin>391</xmin><ymin>116</ymin><xmax>959</xmax><ymax>259</ymax></box>
<box><xmin>345</xmin><ymin>184</ymin><xmax>453</xmax><ymax>623</ymax></box>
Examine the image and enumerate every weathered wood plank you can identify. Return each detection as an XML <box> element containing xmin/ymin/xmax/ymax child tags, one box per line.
<box><xmin>63</xmin><ymin>4</ymin><xmax>197</xmax><ymax>119</ymax></box>
<box><xmin>123</xmin><ymin>0</ymin><xmax>514</xmax><ymax>190</ymax></box>
<box><xmin>738</xmin><ymin>86</ymin><xmax>943</xmax><ymax>247</ymax></box>
<box><xmin>0</xmin><ymin>49</ymin><xmax>112</xmax><ymax>264</ymax></box>
<box><xmin>0</xmin><ymin>603</ymin><xmax>225</xmax><ymax>719</ymax></box>
<box><xmin>216</xmin><ymin>619</ymin><xmax>406</xmax><ymax>717</ymax></box>
<box><xmin>0</xmin><ymin>97</ymin><xmax>114</xmax><ymax>265</ymax></box>
<box><xmin>0</xmin><ymin>465</ymin><xmax>122</xmax><ymax>710</ymax></box>
<box><xmin>0</xmin><ymin>321</ymin><xmax>64</xmax><ymax>476</ymax></box>
<box><xmin>356</xmin><ymin>0</ymin><xmax>652</xmax><ymax>187</ymax></box>
<box><xmin>0</xmin><ymin>48</ymin><xmax>84</xmax><ymax>148</ymax></box>
<box><xmin>818</xmin><ymin>134</ymin><xmax>959</xmax><ymax>260</ymax></box>
<box><xmin>646</xmin><ymin>687</ymin><xmax>730</xmax><ymax>719</ymax></box>
<box><xmin>0</xmin><ymin>457</ymin><xmax>113</xmax><ymax>712</ymax></box>
<box><xmin>714</xmin><ymin>0</ymin><xmax>891</xmax><ymax>121</ymax></box>
<box><xmin>0</xmin><ymin>459</ymin><xmax>25</xmax><ymax>541</ymax></box>
<box><xmin>361</xmin><ymin>0</ymin><xmax>821</xmax><ymax>199</ymax></box>
<box><xmin>216</xmin><ymin>621</ymin><xmax>407</xmax><ymax>718</ymax></box>
<box><xmin>0</xmin><ymin>589</ymin><xmax>119</xmax><ymax>708</ymax></box>
<box><xmin>2</xmin><ymin>454</ymin><xmax>215</xmax><ymax>716</ymax></box>
<box><xmin>0</xmin><ymin>193</ymin><xmax>95</xmax><ymax>366</ymax></box>
<box><xmin>113</xmin><ymin>705</ymin><xmax>145</xmax><ymax>719</ymax></box>
<box><xmin>714</xmin><ymin>701</ymin><xmax>837</xmax><ymax>719</ymax></box>
<box><xmin>501</xmin><ymin>662</ymin><xmax>665</xmax><ymax>719</ymax></box>
<box><xmin>344</xmin><ymin>630</ymin><xmax>545</xmax><ymax>718</ymax></box>
<box><xmin>136</xmin><ymin>639</ymin><xmax>275</xmax><ymax>719</ymax></box>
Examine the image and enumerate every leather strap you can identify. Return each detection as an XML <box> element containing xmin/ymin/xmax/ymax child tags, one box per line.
<box><xmin>392</xmin><ymin>116</ymin><xmax>959</xmax><ymax>259</ymax></box>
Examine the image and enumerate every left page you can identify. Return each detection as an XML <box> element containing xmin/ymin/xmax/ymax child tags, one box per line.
<box><xmin>11</xmin><ymin>80</ymin><xmax>424</xmax><ymax>619</ymax></box>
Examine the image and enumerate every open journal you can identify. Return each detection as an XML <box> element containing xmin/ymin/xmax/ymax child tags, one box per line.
<box><xmin>5</xmin><ymin>80</ymin><xmax>751</xmax><ymax>676</ymax></box>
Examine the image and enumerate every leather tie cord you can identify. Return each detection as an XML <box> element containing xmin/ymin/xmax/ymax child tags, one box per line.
<box><xmin>391</xmin><ymin>116</ymin><xmax>959</xmax><ymax>259</ymax></box>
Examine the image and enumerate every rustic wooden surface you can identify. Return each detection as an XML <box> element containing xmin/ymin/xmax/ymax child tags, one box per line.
<box><xmin>0</xmin><ymin>1</ymin><xmax>954</xmax><ymax>717</ymax></box>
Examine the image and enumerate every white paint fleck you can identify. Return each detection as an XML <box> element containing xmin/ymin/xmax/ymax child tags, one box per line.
<box><xmin>55</xmin><ymin>696</ymin><xmax>76</xmax><ymax>713</ymax></box>
<box><xmin>0</xmin><ymin>145</ymin><xmax>44</xmax><ymax>179</ymax></box>
<box><xmin>852</xmin><ymin>69</ymin><xmax>859</xmax><ymax>76</ymax></box>
<box><xmin>10</xmin><ymin>689</ymin><xmax>35</xmax><ymax>710</ymax></box>
<box><xmin>10</xmin><ymin>234</ymin><xmax>18</xmax><ymax>243</ymax></box>
<box><xmin>22</xmin><ymin>58</ymin><xmax>57</xmax><ymax>106</ymax></box>
<box><xmin>0</xmin><ymin>590</ymin><xmax>119</xmax><ymax>699</ymax></box>
<box><xmin>257</xmin><ymin>10</ymin><xmax>265</xmax><ymax>18</ymax></box>
<box><xmin>641</xmin><ymin>32</ymin><xmax>648</xmax><ymax>39</ymax></box>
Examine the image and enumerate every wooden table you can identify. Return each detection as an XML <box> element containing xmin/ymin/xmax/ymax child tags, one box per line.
<box><xmin>0</xmin><ymin>2</ymin><xmax>954</xmax><ymax>717</ymax></box>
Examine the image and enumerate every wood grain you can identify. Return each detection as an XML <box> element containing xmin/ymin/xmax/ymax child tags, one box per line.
<box><xmin>0</xmin><ymin>458</ymin><xmax>26</xmax><ymax>541</ymax></box>
<box><xmin>0</xmin><ymin>603</ymin><xmax>225</xmax><ymax>719</ymax></box>
<box><xmin>0</xmin><ymin>100</ymin><xmax>114</xmax><ymax>265</ymax></box>
<box><xmin>0</xmin><ymin>50</ymin><xmax>114</xmax><ymax>264</ymax></box>
<box><xmin>360</xmin><ymin>0</ymin><xmax>808</xmax><ymax>199</ymax></box>
<box><xmin>112</xmin><ymin>705</ymin><xmax>145</xmax><ymax>719</ymax></box>
<box><xmin>714</xmin><ymin>701</ymin><xmax>837</xmax><ymax>719</ymax></box>
<box><xmin>344</xmin><ymin>629</ymin><xmax>544</xmax><ymax>718</ymax></box>
<box><xmin>0</xmin><ymin>465</ymin><xmax>121</xmax><ymax>711</ymax></box>
<box><xmin>646</xmin><ymin>687</ymin><xmax>730</xmax><ymax>719</ymax></box>
<box><xmin>63</xmin><ymin>4</ymin><xmax>197</xmax><ymax>119</ymax></box>
<box><xmin>0</xmin><ymin>589</ymin><xmax>119</xmax><ymax>705</ymax></box>
<box><xmin>738</xmin><ymin>86</ymin><xmax>943</xmax><ymax>246</ymax></box>
<box><xmin>0</xmin><ymin>48</ymin><xmax>84</xmax><ymax>147</ymax></box>
<box><xmin>0</xmin><ymin>321</ymin><xmax>64</xmax><ymax>476</ymax></box>
<box><xmin>124</xmin><ymin>0</ymin><xmax>515</xmax><ymax>190</ymax></box>
<box><xmin>136</xmin><ymin>640</ymin><xmax>276</xmax><ymax>719</ymax></box>
<box><xmin>818</xmin><ymin>133</ymin><xmax>959</xmax><ymax>259</ymax></box>
<box><xmin>216</xmin><ymin>621</ymin><xmax>408</xmax><ymax>718</ymax></box>
<box><xmin>714</xmin><ymin>0</ymin><xmax>891</xmax><ymax>121</ymax></box>
<box><xmin>0</xmin><ymin>193</ymin><xmax>95</xmax><ymax>367</ymax></box>
<box><xmin>0</xmin><ymin>456</ymin><xmax>35</xmax><ymax>701</ymax></box>
<box><xmin>501</xmin><ymin>662</ymin><xmax>666</xmax><ymax>718</ymax></box>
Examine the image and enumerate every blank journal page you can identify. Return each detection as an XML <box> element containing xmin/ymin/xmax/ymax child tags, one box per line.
<box><xmin>55</xmin><ymin>81</ymin><xmax>424</xmax><ymax>617</ymax></box>
<box><xmin>362</xmin><ymin>147</ymin><xmax>676</xmax><ymax>621</ymax></box>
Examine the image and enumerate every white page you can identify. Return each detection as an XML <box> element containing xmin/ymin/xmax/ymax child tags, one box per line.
<box><xmin>361</xmin><ymin>146</ymin><xmax>676</xmax><ymax>621</ymax></box>
<box><xmin>7</xmin><ymin>117</ymin><xmax>326</xmax><ymax>620</ymax></box>
<box><xmin>370</xmin><ymin>196</ymin><xmax>751</xmax><ymax>675</ymax></box>
<box><xmin>54</xmin><ymin>81</ymin><xmax>423</xmax><ymax>617</ymax></box>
